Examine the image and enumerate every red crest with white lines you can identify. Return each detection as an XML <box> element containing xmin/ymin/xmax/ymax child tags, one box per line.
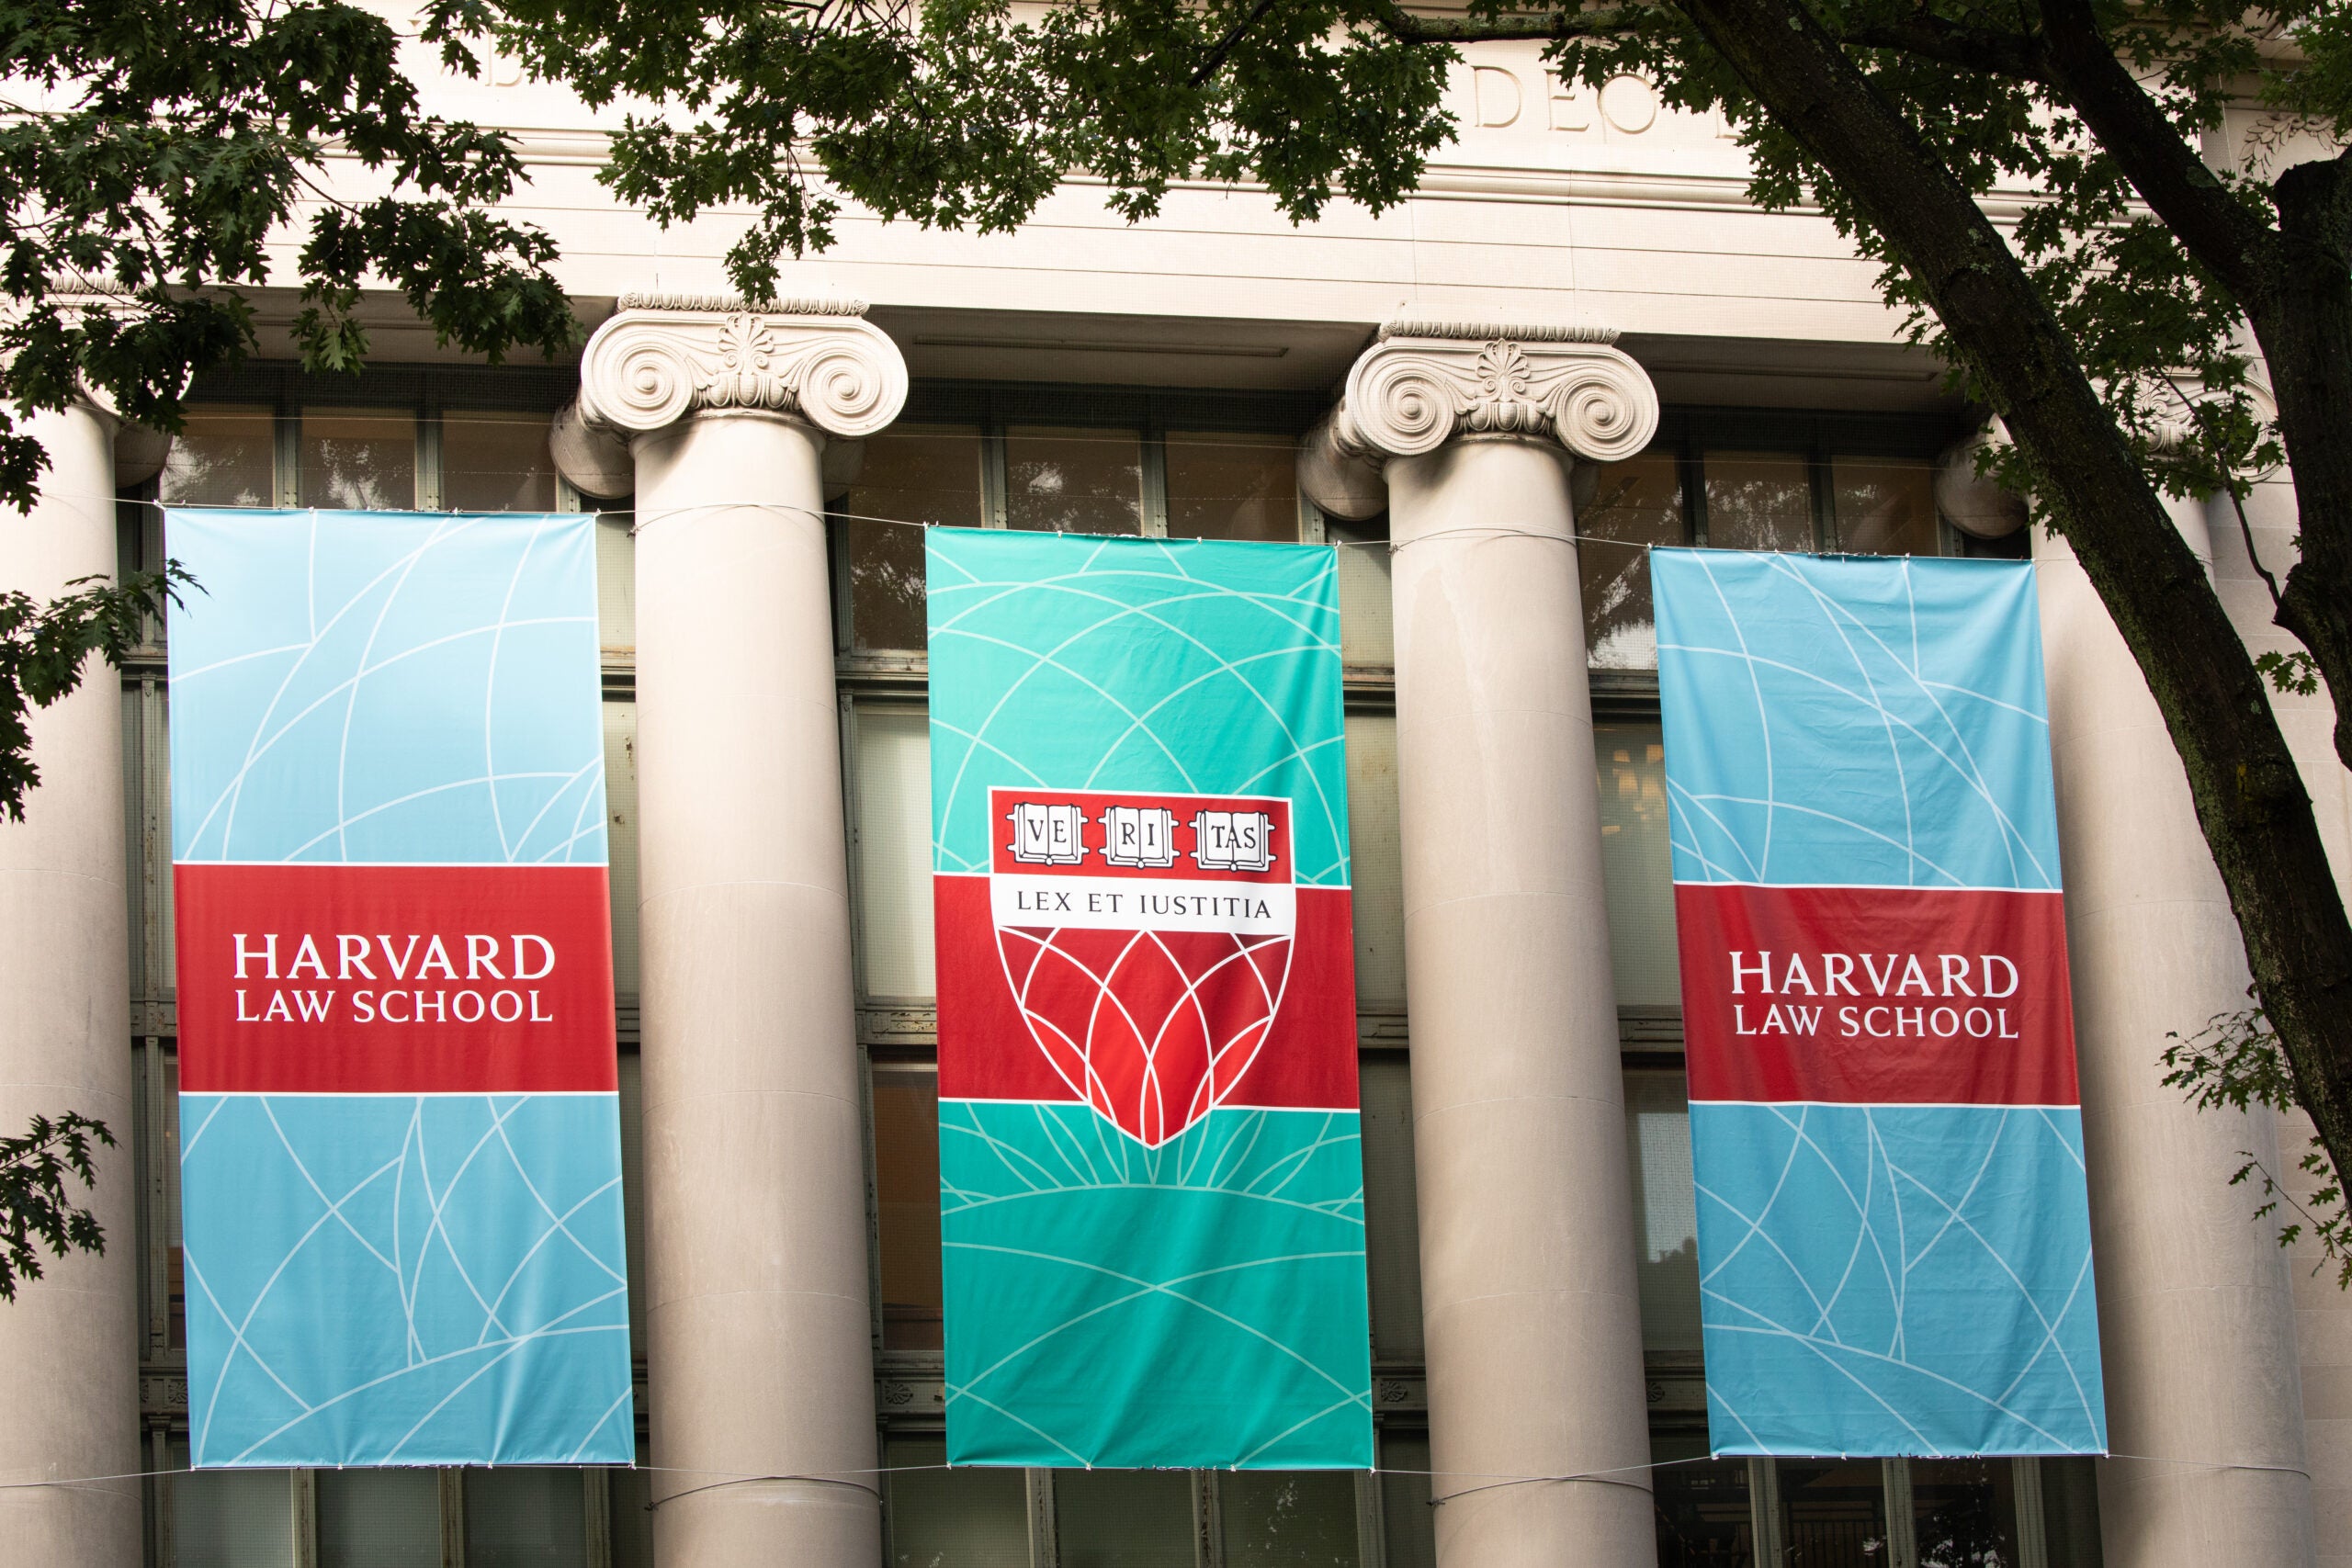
<box><xmin>989</xmin><ymin>786</ymin><xmax>1295</xmax><ymax>1147</ymax></box>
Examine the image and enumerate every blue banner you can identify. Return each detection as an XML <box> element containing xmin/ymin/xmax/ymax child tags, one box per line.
<box><xmin>1655</xmin><ymin>548</ymin><xmax>2105</xmax><ymax>1457</ymax></box>
<box><xmin>168</xmin><ymin>509</ymin><xmax>634</xmax><ymax>1467</ymax></box>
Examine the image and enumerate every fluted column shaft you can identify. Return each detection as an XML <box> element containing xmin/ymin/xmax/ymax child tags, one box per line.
<box><xmin>571</xmin><ymin>298</ymin><xmax>907</xmax><ymax>1567</ymax></box>
<box><xmin>1313</xmin><ymin>321</ymin><xmax>1662</xmax><ymax>1568</ymax></box>
<box><xmin>2036</xmin><ymin>503</ymin><xmax>2316</xmax><ymax>1568</ymax></box>
<box><xmin>0</xmin><ymin>401</ymin><xmax>139</xmax><ymax>1565</ymax></box>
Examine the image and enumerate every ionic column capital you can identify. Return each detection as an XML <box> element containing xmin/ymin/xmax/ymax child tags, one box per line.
<box><xmin>1297</xmin><ymin>315</ymin><xmax>1659</xmax><ymax>518</ymax></box>
<box><xmin>575</xmin><ymin>293</ymin><xmax>909</xmax><ymax>444</ymax></box>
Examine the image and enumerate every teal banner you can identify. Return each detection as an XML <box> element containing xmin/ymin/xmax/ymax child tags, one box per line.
<box><xmin>928</xmin><ymin>529</ymin><xmax>1372</xmax><ymax>1469</ymax></box>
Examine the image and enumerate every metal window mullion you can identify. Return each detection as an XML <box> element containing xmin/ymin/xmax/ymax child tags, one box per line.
<box><xmin>139</xmin><ymin>679</ymin><xmax>170</xmax><ymax>999</ymax></box>
<box><xmin>1809</xmin><ymin>446</ymin><xmax>1835</xmax><ymax>552</ymax></box>
<box><xmin>583</xmin><ymin>1467</ymin><xmax>613</xmax><ymax>1568</ymax></box>
<box><xmin>156</xmin><ymin>1429</ymin><xmax>176</xmax><ymax>1568</ymax></box>
<box><xmin>1192</xmin><ymin>1471</ymin><xmax>1221</xmax><ymax>1568</ymax></box>
<box><xmin>417</xmin><ymin>408</ymin><xmax>446</xmax><ymax>512</ymax></box>
<box><xmin>142</xmin><ymin>1035</ymin><xmax>170</xmax><ymax>1357</ymax></box>
<box><xmin>1141</xmin><ymin>427</ymin><xmax>1170</xmax><ymax>538</ymax></box>
<box><xmin>1679</xmin><ymin>444</ymin><xmax>1708</xmax><ymax>547</ymax></box>
<box><xmin>441</xmin><ymin>1469</ymin><xmax>467</xmax><ymax>1568</ymax></box>
<box><xmin>2012</xmin><ymin>1457</ymin><xmax>2051</xmax><ymax>1568</ymax></box>
<box><xmin>1353</xmin><ymin>1468</ymin><xmax>1387</xmax><ymax>1568</ymax></box>
<box><xmin>1747</xmin><ymin>1458</ymin><xmax>1784</xmax><ymax>1564</ymax></box>
<box><xmin>1299</xmin><ymin>494</ymin><xmax>1326</xmax><ymax>546</ymax></box>
<box><xmin>1882</xmin><ymin>1457</ymin><xmax>1917</xmax><ymax>1568</ymax></box>
<box><xmin>1026</xmin><ymin>1469</ymin><xmax>1058</xmax><ymax>1568</ymax></box>
<box><xmin>274</xmin><ymin>407</ymin><xmax>300</xmax><ymax>509</ymax></box>
<box><xmin>982</xmin><ymin>408</ymin><xmax>1009</xmax><ymax>529</ymax></box>
<box><xmin>293</xmin><ymin>1469</ymin><xmax>318</xmax><ymax>1568</ymax></box>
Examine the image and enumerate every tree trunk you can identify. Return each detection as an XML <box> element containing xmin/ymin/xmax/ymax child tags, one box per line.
<box><xmin>2259</xmin><ymin>154</ymin><xmax>2352</xmax><ymax>775</ymax></box>
<box><xmin>1664</xmin><ymin>0</ymin><xmax>2352</xmax><ymax>1194</ymax></box>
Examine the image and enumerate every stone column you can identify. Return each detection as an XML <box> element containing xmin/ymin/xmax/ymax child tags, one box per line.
<box><xmin>0</xmin><ymin>400</ymin><xmax>139</xmax><ymax>1564</ymax></box>
<box><xmin>2033</xmin><ymin>502</ymin><xmax>2317</xmax><ymax>1567</ymax></box>
<box><xmin>570</xmin><ymin>296</ymin><xmax>908</xmax><ymax>1566</ymax></box>
<box><xmin>1305</xmin><ymin>320</ymin><xmax>1661</xmax><ymax>1568</ymax></box>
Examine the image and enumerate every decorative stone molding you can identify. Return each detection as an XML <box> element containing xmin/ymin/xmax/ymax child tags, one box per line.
<box><xmin>1295</xmin><ymin>315</ymin><xmax>1660</xmax><ymax>517</ymax></box>
<box><xmin>575</xmin><ymin>296</ymin><xmax>909</xmax><ymax>445</ymax></box>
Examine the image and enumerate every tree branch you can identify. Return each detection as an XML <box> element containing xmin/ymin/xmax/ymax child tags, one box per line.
<box><xmin>1840</xmin><ymin>16</ymin><xmax>2048</xmax><ymax>82</ymax></box>
<box><xmin>2034</xmin><ymin>0</ymin><xmax>2277</xmax><ymax>302</ymax></box>
<box><xmin>1362</xmin><ymin>0</ymin><xmax>1634</xmax><ymax>44</ymax></box>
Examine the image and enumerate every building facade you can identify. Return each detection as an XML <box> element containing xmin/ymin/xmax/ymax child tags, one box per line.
<box><xmin>0</xmin><ymin>23</ymin><xmax>2346</xmax><ymax>1568</ymax></box>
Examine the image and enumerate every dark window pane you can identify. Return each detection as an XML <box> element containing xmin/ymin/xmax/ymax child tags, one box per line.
<box><xmin>611</xmin><ymin>1443</ymin><xmax>656</xmax><ymax>1568</ymax></box>
<box><xmin>300</xmin><ymin>408</ymin><xmax>415</xmax><ymax>510</ymax></box>
<box><xmin>1166</xmin><ymin>433</ymin><xmax>1298</xmax><ymax>541</ymax></box>
<box><xmin>1220</xmin><ymin>1471</ymin><xmax>1360</xmax><ymax>1567</ymax></box>
<box><xmin>1909</xmin><ymin>1458</ymin><xmax>2021</xmax><ymax>1568</ymax></box>
<box><xmin>1624</xmin><ymin>1069</ymin><xmax>1702</xmax><ymax>1356</ymax></box>
<box><xmin>1329</xmin><ymin>514</ymin><xmax>1393</xmax><ymax>669</ymax></box>
<box><xmin>1377</xmin><ymin>1430</ymin><xmax>1436</xmax><ymax>1568</ymax></box>
<box><xmin>2039</xmin><ymin>1457</ymin><xmax>2103</xmax><ymax>1568</ymax></box>
<box><xmin>1362</xmin><ymin>1055</ymin><xmax>1423</xmax><ymax>1361</ymax></box>
<box><xmin>1779</xmin><ymin>1460</ymin><xmax>1889</xmax><ymax>1566</ymax></box>
<box><xmin>843</xmin><ymin>425</ymin><xmax>983</xmax><ymax>650</ymax></box>
<box><xmin>1055</xmin><ymin>1469</ymin><xmax>1193</xmax><ymax>1568</ymax></box>
<box><xmin>168</xmin><ymin>1439</ymin><xmax>296</xmax><ymax>1568</ymax></box>
<box><xmin>1596</xmin><ymin>721</ymin><xmax>1677</xmax><ymax>1007</ymax></box>
<box><xmin>885</xmin><ymin>1438</ymin><xmax>1029</xmax><ymax>1567</ymax></box>
<box><xmin>1005</xmin><ymin>426</ymin><xmax>1142</xmax><ymax>536</ymax></box>
<box><xmin>443</xmin><ymin>410</ymin><xmax>558</xmax><ymax>511</ymax></box>
<box><xmin>1830</xmin><ymin>457</ymin><xmax>1939</xmax><ymax>557</ymax></box>
<box><xmin>875</xmin><ymin>1066</ymin><xmax>944</xmax><ymax>1351</ymax></box>
<box><xmin>1579</xmin><ymin>452</ymin><xmax>1682</xmax><ymax>668</ymax></box>
<box><xmin>465</xmin><ymin>1468</ymin><xmax>585</xmax><ymax>1568</ymax></box>
<box><xmin>162</xmin><ymin>406</ymin><xmax>274</xmax><ymax>507</ymax></box>
<box><xmin>1650</xmin><ymin>1429</ymin><xmax>1753</xmax><ymax>1568</ymax></box>
<box><xmin>1704</xmin><ymin>453</ymin><xmax>1812</xmax><ymax>553</ymax></box>
<box><xmin>319</xmin><ymin>1467</ymin><xmax>439</xmax><ymax>1568</ymax></box>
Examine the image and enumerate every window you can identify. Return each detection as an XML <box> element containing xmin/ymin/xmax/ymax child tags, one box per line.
<box><xmin>317</xmin><ymin>1467</ymin><xmax>437</xmax><ymax>1567</ymax></box>
<box><xmin>1828</xmin><ymin>457</ymin><xmax>1937</xmax><ymax>557</ymax></box>
<box><xmin>882</xmin><ymin>1437</ymin><xmax>1031</xmax><ymax>1566</ymax></box>
<box><xmin>442</xmin><ymin>409</ymin><xmax>560</xmax><ymax>512</ymax></box>
<box><xmin>1165</xmin><ymin>432</ymin><xmax>1301</xmax><ymax>541</ymax></box>
<box><xmin>1345</xmin><ymin>711</ymin><xmax>1407</xmax><ymax>1009</ymax></box>
<box><xmin>840</xmin><ymin>424</ymin><xmax>986</xmax><ymax>651</ymax></box>
<box><xmin>465</xmin><ymin>1467</ymin><xmax>591</xmax><ymax>1567</ymax></box>
<box><xmin>1574</xmin><ymin>411</ymin><xmax>1962</xmax><ymax>669</ymax></box>
<box><xmin>1360</xmin><ymin>1055</ymin><xmax>1425</xmax><ymax>1362</ymax></box>
<box><xmin>1648</xmin><ymin>1430</ymin><xmax>1753</xmax><ymax>1567</ymax></box>
<box><xmin>1624</xmin><ymin>1070</ymin><xmax>1702</xmax><ymax>1359</ymax></box>
<box><xmin>1579</xmin><ymin>453</ymin><xmax>1683</xmax><ymax>670</ymax></box>
<box><xmin>1053</xmin><ymin>1470</ymin><xmax>1194</xmax><ymax>1566</ymax></box>
<box><xmin>1702</xmin><ymin>451</ymin><xmax>1815</xmax><ymax>554</ymax></box>
<box><xmin>1596</xmin><ymin>722</ymin><xmax>1677</xmax><ymax>1008</ymax></box>
<box><xmin>299</xmin><ymin>408</ymin><xmax>417</xmax><ymax>510</ymax></box>
<box><xmin>829</xmin><ymin>396</ymin><xmax>1322</xmax><ymax>654</ymax></box>
<box><xmin>1217</xmin><ymin>1471</ymin><xmax>1362</xmax><ymax>1567</ymax></box>
<box><xmin>1004</xmin><ymin>426</ymin><xmax>1144</xmax><ymax>535</ymax></box>
<box><xmin>853</xmin><ymin>705</ymin><xmax>936</xmax><ymax>1001</ymax></box>
<box><xmin>873</xmin><ymin>1065</ymin><xmax>944</xmax><ymax>1351</ymax></box>
<box><xmin>160</xmin><ymin>406</ymin><xmax>276</xmax><ymax>508</ymax></box>
<box><xmin>166</xmin><ymin>1442</ymin><xmax>298</xmax><ymax>1568</ymax></box>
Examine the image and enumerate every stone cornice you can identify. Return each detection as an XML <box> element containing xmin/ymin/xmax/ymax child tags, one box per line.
<box><xmin>577</xmin><ymin>299</ymin><xmax>909</xmax><ymax>442</ymax></box>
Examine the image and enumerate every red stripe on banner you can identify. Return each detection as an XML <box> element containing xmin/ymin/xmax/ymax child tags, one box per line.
<box><xmin>175</xmin><ymin>863</ymin><xmax>616</xmax><ymax>1093</ymax></box>
<box><xmin>935</xmin><ymin>874</ymin><xmax>1358</xmax><ymax>1118</ymax></box>
<box><xmin>1676</xmin><ymin>882</ymin><xmax>2077</xmax><ymax>1105</ymax></box>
